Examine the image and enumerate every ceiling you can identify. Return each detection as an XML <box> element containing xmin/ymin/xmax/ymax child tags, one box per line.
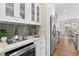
<box><xmin>54</xmin><ymin>3</ymin><xmax>79</xmax><ymax>19</ymax></box>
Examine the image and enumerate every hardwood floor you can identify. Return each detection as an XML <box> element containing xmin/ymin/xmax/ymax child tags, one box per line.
<box><xmin>51</xmin><ymin>36</ymin><xmax>79</xmax><ymax>56</ymax></box>
<box><xmin>77</xmin><ymin>51</ymin><xmax>79</xmax><ymax>55</ymax></box>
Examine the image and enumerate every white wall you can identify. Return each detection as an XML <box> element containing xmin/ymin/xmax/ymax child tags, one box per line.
<box><xmin>39</xmin><ymin>3</ymin><xmax>55</xmax><ymax>56</ymax></box>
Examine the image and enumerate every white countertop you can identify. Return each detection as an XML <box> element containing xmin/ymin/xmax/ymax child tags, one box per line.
<box><xmin>0</xmin><ymin>36</ymin><xmax>45</xmax><ymax>54</ymax></box>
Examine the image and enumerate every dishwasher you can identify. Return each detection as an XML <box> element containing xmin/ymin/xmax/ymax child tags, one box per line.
<box><xmin>5</xmin><ymin>42</ymin><xmax>36</xmax><ymax>56</ymax></box>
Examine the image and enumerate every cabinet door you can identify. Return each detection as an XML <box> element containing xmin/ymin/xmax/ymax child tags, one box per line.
<box><xmin>0</xmin><ymin>3</ymin><xmax>16</xmax><ymax>22</ymax></box>
<box><xmin>35</xmin><ymin>4</ymin><xmax>40</xmax><ymax>22</ymax></box>
<box><xmin>34</xmin><ymin>38</ymin><xmax>46</xmax><ymax>56</ymax></box>
<box><xmin>28</xmin><ymin>3</ymin><xmax>37</xmax><ymax>25</ymax></box>
<box><xmin>31</xmin><ymin>3</ymin><xmax>35</xmax><ymax>22</ymax></box>
<box><xmin>20</xmin><ymin>3</ymin><xmax>25</xmax><ymax>19</ymax></box>
<box><xmin>0</xmin><ymin>3</ymin><xmax>14</xmax><ymax>18</ymax></box>
<box><xmin>6</xmin><ymin>3</ymin><xmax>14</xmax><ymax>17</ymax></box>
<box><xmin>40</xmin><ymin>38</ymin><xmax>46</xmax><ymax>56</ymax></box>
<box><xmin>25</xmin><ymin>3</ymin><xmax>40</xmax><ymax>25</ymax></box>
<box><xmin>14</xmin><ymin>3</ymin><xmax>20</xmax><ymax>18</ymax></box>
<box><xmin>0</xmin><ymin>4</ymin><xmax>5</xmax><ymax>17</ymax></box>
<box><xmin>5</xmin><ymin>3</ymin><xmax>21</xmax><ymax>23</ymax></box>
<box><xmin>40</xmin><ymin>46</ymin><xmax>46</xmax><ymax>56</ymax></box>
<box><xmin>25</xmin><ymin>3</ymin><xmax>31</xmax><ymax>23</ymax></box>
<box><xmin>34</xmin><ymin>40</ymin><xmax>41</xmax><ymax>56</ymax></box>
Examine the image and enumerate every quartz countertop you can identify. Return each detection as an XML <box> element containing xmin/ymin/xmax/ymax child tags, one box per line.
<box><xmin>0</xmin><ymin>36</ymin><xmax>45</xmax><ymax>54</ymax></box>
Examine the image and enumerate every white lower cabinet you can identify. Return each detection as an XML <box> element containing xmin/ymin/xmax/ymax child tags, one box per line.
<box><xmin>34</xmin><ymin>38</ymin><xmax>46</xmax><ymax>56</ymax></box>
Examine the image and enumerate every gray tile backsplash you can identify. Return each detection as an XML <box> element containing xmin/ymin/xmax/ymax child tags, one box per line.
<box><xmin>16</xmin><ymin>25</ymin><xmax>28</xmax><ymax>36</ymax></box>
<box><xmin>0</xmin><ymin>23</ymin><xmax>15</xmax><ymax>38</ymax></box>
<box><xmin>0</xmin><ymin>23</ymin><xmax>39</xmax><ymax>38</ymax></box>
<box><xmin>28</xmin><ymin>25</ymin><xmax>40</xmax><ymax>36</ymax></box>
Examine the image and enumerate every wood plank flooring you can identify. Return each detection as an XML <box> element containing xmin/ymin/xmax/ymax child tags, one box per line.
<box><xmin>51</xmin><ymin>36</ymin><xmax>79</xmax><ymax>56</ymax></box>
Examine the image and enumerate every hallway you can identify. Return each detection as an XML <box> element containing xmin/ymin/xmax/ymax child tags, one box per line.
<box><xmin>52</xmin><ymin>36</ymin><xmax>79</xmax><ymax>56</ymax></box>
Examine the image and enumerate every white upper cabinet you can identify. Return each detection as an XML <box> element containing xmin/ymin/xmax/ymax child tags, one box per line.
<box><xmin>6</xmin><ymin>3</ymin><xmax>14</xmax><ymax>17</ymax></box>
<box><xmin>26</xmin><ymin>3</ymin><xmax>36</xmax><ymax>25</ymax></box>
<box><xmin>34</xmin><ymin>3</ymin><xmax>40</xmax><ymax>25</ymax></box>
<box><xmin>0</xmin><ymin>3</ymin><xmax>20</xmax><ymax>23</ymax></box>
<box><xmin>0</xmin><ymin>3</ymin><xmax>40</xmax><ymax>25</ymax></box>
<box><xmin>19</xmin><ymin>3</ymin><xmax>25</xmax><ymax>19</ymax></box>
<box><xmin>31</xmin><ymin>3</ymin><xmax>35</xmax><ymax>22</ymax></box>
<box><xmin>14</xmin><ymin>3</ymin><xmax>20</xmax><ymax>18</ymax></box>
<box><xmin>25</xmin><ymin>3</ymin><xmax>40</xmax><ymax>25</ymax></box>
<box><xmin>35</xmin><ymin>4</ymin><xmax>40</xmax><ymax>23</ymax></box>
